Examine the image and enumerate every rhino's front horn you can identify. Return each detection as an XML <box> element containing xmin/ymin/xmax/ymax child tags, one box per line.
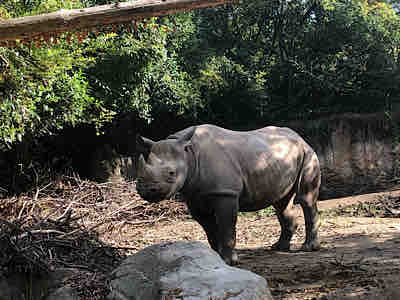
<box><xmin>148</xmin><ymin>152</ymin><xmax>162</xmax><ymax>165</ymax></box>
<box><xmin>137</xmin><ymin>154</ymin><xmax>148</xmax><ymax>177</ymax></box>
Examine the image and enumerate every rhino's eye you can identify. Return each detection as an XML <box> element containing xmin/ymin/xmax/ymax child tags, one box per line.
<box><xmin>169</xmin><ymin>171</ymin><xmax>175</xmax><ymax>176</ymax></box>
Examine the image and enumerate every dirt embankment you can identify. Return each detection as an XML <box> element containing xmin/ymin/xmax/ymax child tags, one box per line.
<box><xmin>289</xmin><ymin>112</ymin><xmax>400</xmax><ymax>200</ymax></box>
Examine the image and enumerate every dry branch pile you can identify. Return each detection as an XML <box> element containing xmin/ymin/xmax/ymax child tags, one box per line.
<box><xmin>0</xmin><ymin>215</ymin><xmax>123</xmax><ymax>299</ymax></box>
<box><xmin>0</xmin><ymin>175</ymin><xmax>188</xmax><ymax>226</ymax></box>
<box><xmin>0</xmin><ymin>175</ymin><xmax>188</xmax><ymax>299</ymax></box>
<box><xmin>324</xmin><ymin>194</ymin><xmax>400</xmax><ymax>218</ymax></box>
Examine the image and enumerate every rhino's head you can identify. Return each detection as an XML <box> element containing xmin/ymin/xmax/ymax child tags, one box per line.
<box><xmin>135</xmin><ymin>129</ymin><xmax>194</xmax><ymax>203</ymax></box>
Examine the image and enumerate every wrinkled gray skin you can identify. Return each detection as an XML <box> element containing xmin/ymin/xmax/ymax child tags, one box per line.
<box><xmin>136</xmin><ymin>124</ymin><xmax>321</xmax><ymax>265</ymax></box>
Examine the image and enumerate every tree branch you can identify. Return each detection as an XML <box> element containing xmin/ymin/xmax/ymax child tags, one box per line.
<box><xmin>0</xmin><ymin>0</ymin><xmax>235</xmax><ymax>42</ymax></box>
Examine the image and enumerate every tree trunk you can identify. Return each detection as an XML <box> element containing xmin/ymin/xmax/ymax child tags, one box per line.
<box><xmin>0</xmin><ymin>0</ymin><xmax>234</xmax><ymax>42</ymax></box>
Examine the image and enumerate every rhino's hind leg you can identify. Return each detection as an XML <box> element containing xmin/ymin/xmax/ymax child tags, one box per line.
<box><xmin>271</xmin><ymin>193</ymin><xmax>298</xmax><ymax>251</ymax></box>
<box><xmin>298</xmin><ymin>190</ymin><xmax>320</xmax><ymax>251</ymax></box>
<box><xmin>298</xmin><ymin>154</ymin><xmax>321</xmax><ymax>251</ymax></box>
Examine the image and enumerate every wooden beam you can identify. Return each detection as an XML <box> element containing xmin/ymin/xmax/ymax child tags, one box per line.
<box><xmin>0</xmin><ymin>0</ymin><xmax>234</xmax><ymax>42</ymax></box>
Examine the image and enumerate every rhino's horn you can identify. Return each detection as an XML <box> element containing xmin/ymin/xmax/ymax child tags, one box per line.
<box><xmin>148</xmin><ymin>152</ymin><xmax>162</xmax><ymax>165</ymax></box>
<box><xmin>137</xmin><ymin>154</ymin><xmax>148</xmax><ymax>177</ymax></box>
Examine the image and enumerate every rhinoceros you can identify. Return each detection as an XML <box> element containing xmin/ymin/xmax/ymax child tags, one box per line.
<box><xmin>136</xmin><ymin>124</ymin><xmax>321</xmax><ymax>265</ymax></box>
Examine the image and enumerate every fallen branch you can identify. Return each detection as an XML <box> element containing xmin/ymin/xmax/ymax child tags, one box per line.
<box><xmin>125</xmin><ymin>217</ymin><xmax>168</xmax><ymax>226</ymax></box>
<box><xmin>0</xmin><ymin>0</ymin><xmax>235</xmax><ymax>42</ymax></box>
<box><xmin>0</xmin><ymin>54</ymin><xmax>9</xmax><ymax>71</ymax></box>
<box><xmin>11</xmin><ymin>229</ymin><xmax>66</xmax><ymax>241</ymax></box>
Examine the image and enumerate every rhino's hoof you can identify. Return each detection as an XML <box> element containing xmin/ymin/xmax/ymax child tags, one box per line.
<box><xmin>271</xmin><ymin>241</ymin><xmax>290</xmax><ymax>252</ymax></box>
<box><xmin>300</xmin><ymin>241</ymin><xmax>321</xmax><ymax>252</ymax></box>
<box><xmin>223</xmin><ymin>251</ymin><xmax>239</xmax><ymax>266</ymax></box>
<box><xmin>231</xmin><ymin>251</ymin><xmax>239</xmax><ymax>265</ymax></box>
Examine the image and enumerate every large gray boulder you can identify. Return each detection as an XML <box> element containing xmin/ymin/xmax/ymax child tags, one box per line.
<box><xmin>107</xmin><ymin>241</ymin><xmax>273</xmax><ymax>300</ymax></box>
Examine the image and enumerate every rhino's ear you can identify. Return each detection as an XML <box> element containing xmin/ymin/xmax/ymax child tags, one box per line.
<box><xmin>136</xmin><ymin>134</ymin><xmax>155</xmax><ymax>156</ymax></box>
<box><xmin>179</xmin><ymin>126</ymin><xmax>196</xmax><ymax>141</ymax></box>
<box><xmin>183</xmin><ymin>142</ymin><xmax>193</xmax><ymax>153</ymax></box>
<box><xmin>168</xmin><ymin>126</ymin><xmax>196</xmax><ymax>142</ymax></box>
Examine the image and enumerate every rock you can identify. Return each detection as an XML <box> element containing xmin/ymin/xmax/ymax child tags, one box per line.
<box><xmin>107</xmin><ymin>241</ymin><xmax>273</xmax><ymax>300</ymax></box>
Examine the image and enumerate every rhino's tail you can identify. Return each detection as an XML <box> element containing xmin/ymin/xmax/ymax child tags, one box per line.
<box><xmin>293</xmin><ymin>150</ymin><xmax>306</xmax><ymax>205</ymax></box>
<box><xmin>294</xmin><ymin>145</ymin><xmax>321</xmax><ymax>205</ymax></box>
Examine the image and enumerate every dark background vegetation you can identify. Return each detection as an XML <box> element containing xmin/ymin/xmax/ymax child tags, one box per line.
<box><xmin>0</xmin><ymin>0</ymin><xmax>400</xmax><ymax>194</ymax></box>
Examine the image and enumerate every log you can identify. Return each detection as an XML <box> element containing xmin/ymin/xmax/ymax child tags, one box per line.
<box><xmin>0</xmin><ymin>0</ymin><xmax>234</xmax><ymax>42</ymax></box>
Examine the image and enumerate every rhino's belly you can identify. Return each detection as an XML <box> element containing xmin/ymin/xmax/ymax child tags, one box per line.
<box><xmin>238</xmin><ymin>189</ymin><xmax>278</xmax><ymax>212</ymax></box>
<box><xmin>238</xmin><ymin>197</ymin><xmax>273</xmax><ymax>212</ymax></box>
<box><xmin>238</xmin><ymin>175</ymin><xmax>297</xmax><ymax>212</ymax></box>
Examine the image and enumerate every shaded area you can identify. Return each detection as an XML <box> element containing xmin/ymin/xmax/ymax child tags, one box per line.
<box><xmin>0</xmin><ymin>203</ymin><xmax>124</xmax><ymax>299</ymax></box>
<box><xmin>0</xmin><ymin>217</ymin><xmax>123</xmax><ymax>275</ymax></box>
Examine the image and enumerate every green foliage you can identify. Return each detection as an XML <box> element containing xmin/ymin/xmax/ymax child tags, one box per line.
<box><xmin>188</xmin><ymin>0</ymin><xmax>400</xmax><ymax>123</ymax></box>
<box><xmin>239</xmin><ymin>206</ymin><xmax>275</xmax><ymax>218</ymax></box>
<box><xmin>0</xmin><ymin>2</ymin><xmax>201</xmax><ymax>149</ymax></box>
<box><xmin>0</xmin><ymin>39</ymin><xmax>110</xmax><ymax>149</ymax></box>
<box><xmin>0</xmin><ymin>0</ymin><xmax>83</xmax><ymax>17</ymax></box>
<box><xmin>84</xmin><ymin>18</ymin><xmax>201</xmax><ymax>122</ymax></box>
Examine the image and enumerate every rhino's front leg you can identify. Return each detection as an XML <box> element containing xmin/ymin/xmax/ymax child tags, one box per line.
<box><xmin>214</xmin><ymin>196</ymin><xmax>239</xmax><ymax>266</ymax></box>
<box><xmin>192</xmin><ymin>214</ymin><xmax>219</xmax><ymax>252</ymax></box>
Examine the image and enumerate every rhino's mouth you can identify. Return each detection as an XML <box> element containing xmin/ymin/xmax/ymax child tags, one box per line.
<box><xmin>136</xmin><ymin>180</ymin><xmax>172</xmax><ymax>203</ymax></box>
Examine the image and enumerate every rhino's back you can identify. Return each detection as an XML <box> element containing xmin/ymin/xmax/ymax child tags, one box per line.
<box><xmin>192</xmin><ymin>124</ymin><xmax>305</xmax><ymax>157</ymax></box>
<box><xmin>189</xmin><ymin>125</ymin><xmax>308</xmax><ymax>209</ymax></box>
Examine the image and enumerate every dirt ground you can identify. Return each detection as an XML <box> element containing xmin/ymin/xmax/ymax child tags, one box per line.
<box><xmin>2</xmin><ymin>180</ymin><xmax>400</xmax><ymax>299</ymax></box>
<box><xmin>101</xmin><ymin>189</ymin><xmax>400</xmax><ymax>300</ymax></box>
